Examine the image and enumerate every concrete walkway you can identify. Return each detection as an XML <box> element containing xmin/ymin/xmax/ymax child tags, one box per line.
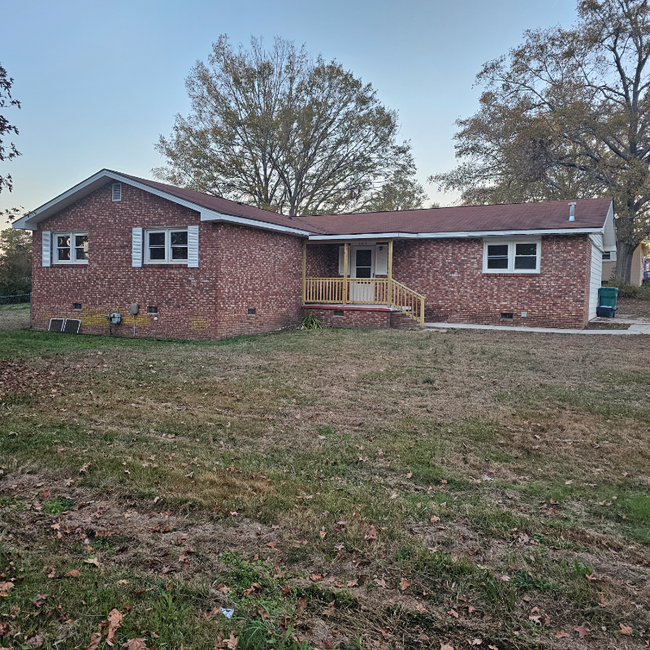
<box><xmin>424</xmin><ymin>321</ymin><xmax>650</xmax><ymax>335</ymax></box>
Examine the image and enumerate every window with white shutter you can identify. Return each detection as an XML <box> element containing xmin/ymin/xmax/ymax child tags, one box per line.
<box><xmin>187</xmin><ymin>225</ymin><xmax>199</xmax><ymax>268</ymax></box>
<box><xmin>132</xmin><ymin>227</ymin><xmax>143</xmax><ymax>267</ymax></box>
<box><xmin>42</xmin><ymin>231</ymin><xmax>51</xmax><ymax>267</ymax></box>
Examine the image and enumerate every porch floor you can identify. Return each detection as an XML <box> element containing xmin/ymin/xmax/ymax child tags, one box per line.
<box><xmin>302</xmin><ymin>303</ymin><xmax>397</xmax><ymax>311</ymax></box>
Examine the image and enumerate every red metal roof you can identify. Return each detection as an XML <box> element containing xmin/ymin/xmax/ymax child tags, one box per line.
<box><xmin>293</xmin><ymin>197</ymin><xmax>612</xmax><ymax>235</ymax></box>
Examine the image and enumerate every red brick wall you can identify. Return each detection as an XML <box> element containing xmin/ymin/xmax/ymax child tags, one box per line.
<box><xmin>32</xmin><ymin>182</ymin><xmax>303</xmax><ymax>340</ymax></box>
<box><xmin>306</xmin><ymin>243</ymin><xmax>339</xmax><ymax>277</ymax></box>
<box><xmin>302</xmin><ymin>306</ymin><xmax>391</xmax><ymax>328</ymax></box>
<box><xmin>392</xmin><ymin>236</ymin><xmax>591</xmax><ymax>328</ymax></box>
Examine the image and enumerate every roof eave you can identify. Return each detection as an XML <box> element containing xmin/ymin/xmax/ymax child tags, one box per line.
<box><xmin>12</xmin><ymin>169</ymin><xmax>311</xmax><ymax>236</ymax></box>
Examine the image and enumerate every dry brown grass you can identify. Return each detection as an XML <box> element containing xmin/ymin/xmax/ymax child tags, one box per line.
<box><xmin>1</xmin><ymin>327</ymin><xmax>649</xmax><ymax>649</ymax></box>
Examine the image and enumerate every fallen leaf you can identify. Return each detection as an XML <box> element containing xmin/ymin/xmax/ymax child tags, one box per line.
<box><xmin>47</xmin><ymin>567</ymin><xmax>56</xmax><ymax>579</ymax></box>
<box><xmin>599</xmin><ymin>593</ymin><xmax>610</xmax><ymax>606</ymax></box>
<box><xmin>619</xmin><ymin>623</ymin><xmax>633</xmax><ymax>636</ymax></box>
<box><xmin>0</xmin><ymin>582</ymin><xmax>14</xmax><ymax>595</ymax></box>
<box><xmin>380</xmin><ymin>628</ymin><xmax>394</xmax><ymax>640</ymax></box>
<box><xmin>574</xmin><ymin>624</ymin><xmax>590</xmax><ymax>639</ymax></box>
<box><xmin>470</xmin><ymin>640</ymin><xmax>482</xmax><ymax>647</ymax></box>
<box><xmin>309</xmin><ymin>573</ymin><xmax>323</xmax><ymax>582</ymax></box>
<box><xmin>65</xmin><ymin>570</ymin><xmax>80</xmax><ymax>578</ymax></box>
<box><xmin>33</xmin><ymin>594</ymin><xmax>48</xmax><ymax>608</ymax></box>
<box><xmin>117</xmin><ymin>580</ymin><xmax>129</xmax><ymax>585</ymax></box>
<box><xmin>84</xmin><ymin>557</ymin><xmax>100</xmax><ymax>568</ymax></box>
<box><xmin>296</xmin><ymin>597</ymin><xmax>307</xmax><ymax>615</ymax></box>
<box><xmin>406</xmin><ymin>472</ymin><xmax>413</xmax><ymax>479</ymax></box>
<box><xmin>399</xmin><ymin>578</ymin><xmax>411</xmax><ymax>591</ymax></box>
<box><xmin>25</xmin><ymin>634</ymin><xmax>44</xmax><ymax>648</ymax></box>
<box><xmin>554</xmin><ymin>630</ymin><xmax>570</xmax><ymax>639</ymax></box>
<box><xmin>86</xmin><ymin>633</ymin><xmax>101</xmax><ymax>650</ymax></box>
<box><xmin>430</xmin><ymin>515</ymin><xmax>440</xmax><ymax>523</ymax></box>
<box><xmin>323</xmin><ymin>600</ymin><xmax>335</xmax><ymax>617</ymax></box>
<box><xmin>416</xmin><ymin>633</ymin><xmax>429</xmax><ymax>643</ymax></box>
<box><xmin>440</xmin><ymin>644</ymin><xmax>454</xmax><ymax>650</ymax></box>
<box><xmin>122</xmin><ymin>640</ymin><xmax>148</xmax><ymax>650</ymax></box>
<box><xmin>447</xmin><ymin>608</ymin><xmax>458</xmax><ymax>619</ymax></box>
<box><xmin>225</xmin><ymin>630</ymin><xmax>238</xmax><ymax>649</ymax></box>
<box><xmin>106</xmin><ymin>608</ymin><xmax>123</xmax><ymax>646</ymax></box>
<box><xmin>266</xmin><ymin>541</ymin><xmax>277</xmax><ymax>548</ymax></box>
<box><xmin>347</xmin><ymin>579</ymin><xmax>358</xmax><ymax>587</ymax></box>
<box><xmin>319</xmin><ymin>530</ymin><xmax>327</xmax><ymax>539</ymax></box>
<box><xmin>415</xmin><ymin>603</ymin><xmax>426</xmax><ymax>612</ymax></box>
<box><xmin>375</xmin><ymin>578</ymin><xmax>388</xmax><ymax>588</ymax></box>
<box><xmin>365</xmin><ymin>525</ymin><xmax>378</xmax><ymax>541</ymax></box>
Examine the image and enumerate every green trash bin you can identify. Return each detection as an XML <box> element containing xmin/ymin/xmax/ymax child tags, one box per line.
<box><xmin>598</xmin><ymin>286</ymin><xmax>619</xmax><ymax>308</ymax></box>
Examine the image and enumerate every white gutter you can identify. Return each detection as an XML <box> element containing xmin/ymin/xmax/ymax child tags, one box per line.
<box><xmin>200</xmin><ymin>210</ymin><xmax>310</xmax><ymax>235</ymax></box>
<box><xmin>307</xmin><ymin>227</ymin><xmax>604</xmax><ymax>241</ymax></box>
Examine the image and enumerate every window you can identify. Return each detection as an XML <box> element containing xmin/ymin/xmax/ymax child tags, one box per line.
<box><xmin>602</xmin><ymin>252</ymin><xmax>611</xmax><ymax>260</ymax></box>
<box><xmin>112</xmin><ymin>183</ymin><xmax>122</xmax><ymax>201</ymax></box>
<box><xmin>147</xmin><ymin>306</ymin><xmax>158</xmax><ymax>314</ymax></box>
<box><xmin>247</xmin><ymin>308</ymin><xmax>256</xmax><ymax>315</ymax></box>
<box><xmin>483</xmin><ymin>239</ymin><xmax>540</xmax><ymax>273</ymax></box>
<box><xmin>54</xmin><ymin>232</ymin><xmax>88</xmax><ymax>264</ymax></box>
<box><xmin>73</xmin><ymin>303</ymin><xmax>82</xmax><ymax>310</ymax></box>
<box><xmin>145</xmin><ymin>228</ymin><xmax>188</xmax><ymax>263</ymax></box>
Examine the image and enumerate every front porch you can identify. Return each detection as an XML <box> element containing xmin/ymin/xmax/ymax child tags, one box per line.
<box><xmin>301</xmin><ymin>240</ymin><xmax>425</xmax><ymax>326</ymax></box>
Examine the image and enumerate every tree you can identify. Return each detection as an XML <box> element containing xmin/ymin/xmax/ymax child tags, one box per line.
<box><xmin>155</xmin><ymin>36</ymin><xmax>426</xmax><ymax>216</ymax></box>
<box><xmin>0</xmin><ymin>228</ymin><xmax>31</xmax><ymax>295</ymax></box>
<box><xmin>431</xmin><ymin>0</ymin><xmax>650</xmax><ymax>281</ymax></box>
<box><xmin>0</xmin><ymin>63</ymin><xmax>21</xmax><ymax>195</ymax></box>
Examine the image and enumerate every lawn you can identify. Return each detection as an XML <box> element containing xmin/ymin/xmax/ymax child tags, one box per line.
<box><xmin>0</xmin><ymin>326</ymin><xmax>649</xmax><ymax>650</ymax></box>
<box><xmin>0</xmin><ymin>303</ymin><xmax>30</xmax><ymax>330</ymax></box>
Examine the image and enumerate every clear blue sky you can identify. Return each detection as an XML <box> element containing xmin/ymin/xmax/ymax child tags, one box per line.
<box><xmin>0</xmin><ymin>0</ymin><xmax>578</xmax><ymax>223</ymax></box>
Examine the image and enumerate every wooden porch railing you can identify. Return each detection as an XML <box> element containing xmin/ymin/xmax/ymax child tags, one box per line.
<box><xmin>304</xmin><ymin>277</ymin><xmax>425</xmax><ymax>326</ymax></box>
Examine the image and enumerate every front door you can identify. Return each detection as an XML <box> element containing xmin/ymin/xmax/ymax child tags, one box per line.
<box><xmin>350</xmin><ymin>247</ymin><xmax>374</xmax><ymax>302</ymax></box>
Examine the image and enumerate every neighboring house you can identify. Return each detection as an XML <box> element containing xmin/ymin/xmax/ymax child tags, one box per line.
<box><xmin>12</xmin><ymin>170</ymin><xmax>616</xmax><ymax>339</ymax></box>
<box><xmin>601</xmin><ymin>241</ymin><xmax>649</xmax><ymax>285</ymax></box>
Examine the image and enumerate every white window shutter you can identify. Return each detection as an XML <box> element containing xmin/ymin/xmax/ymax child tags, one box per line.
<box><xmin>338</xmin><ymin>246</ymin><xmax>345</xmax><ymax>275</ymax></box>
<box><xmin>187</xmin><ymin>225</ymin><xmax>199</xmax><ymax>267</ymax></box>
<box><xmin>41</xmin><ymin>231</ymin><xmax>51</xmax><ymax>267</ymax></box>
<box><xmin>132</xmin><ymin>227</ymin><xmax>143</xmax><ymax>267</ymax></box>
<box><xmin>375</xmin><ymin>244</ymin><xmax>388</xmax><ymax>275</ymax></box>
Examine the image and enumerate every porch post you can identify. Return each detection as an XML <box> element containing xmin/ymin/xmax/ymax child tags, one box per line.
<box><xmin>343</xmin><ymin>242</ymin><xmax>349</xmax><ymax>304</ymax></box>
<box><xmin>302</xmin><ymin>240</ymin><xmax>307</xmax><ymax>303</ymax></box>
<box><xmin>387</xmin><ymin>240</ymin><xmax>394</xmax><ymax>306</ymax></box>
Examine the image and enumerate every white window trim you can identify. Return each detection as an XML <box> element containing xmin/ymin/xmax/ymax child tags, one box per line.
<box><xmin>144</xmin><ymin>227</ymin><xmax>189</xmax><ymax>264</ymax></box>
<box><xmin>482</xmin><ymin>237</ymin><xmax>541</xmax><ymax>274</ymax></box>
<box><xmin>53</xmin><ymin>231</ymin><xmax>89</xmax><ymax>265</ymax></box>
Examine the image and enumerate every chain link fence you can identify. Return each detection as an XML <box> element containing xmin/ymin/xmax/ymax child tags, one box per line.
<box><xmin>0</xmin><ymin>293</ymin><xmax>31</xmax><ymax>329</ymax></box>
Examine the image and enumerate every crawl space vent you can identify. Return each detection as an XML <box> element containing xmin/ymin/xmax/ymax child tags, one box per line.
<box><xmin>48</xmin><ymin>318</ymin><xmax>65</xmax><ymax>332</ymax></box>
<box><xmin>63</xmin><ymin>319</ymin><xmax>81</xmax><ymax>334</ymax></box>
<box><xmin>48</xmin><ymin>318</ymin><xmax>81</xmax><ymax>334</ymax></box>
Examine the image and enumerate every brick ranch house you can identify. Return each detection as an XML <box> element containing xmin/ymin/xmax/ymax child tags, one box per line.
<box><xmin>12</xmin><ymin>169</ymin><xmax>616</xmax><ymax>339</ymax></box>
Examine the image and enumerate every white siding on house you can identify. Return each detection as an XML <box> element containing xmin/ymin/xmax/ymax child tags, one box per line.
<box><xmin>589</xmin><ymin>242</ymin><xmax>602</xmax><ymax>320</ymax></box>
